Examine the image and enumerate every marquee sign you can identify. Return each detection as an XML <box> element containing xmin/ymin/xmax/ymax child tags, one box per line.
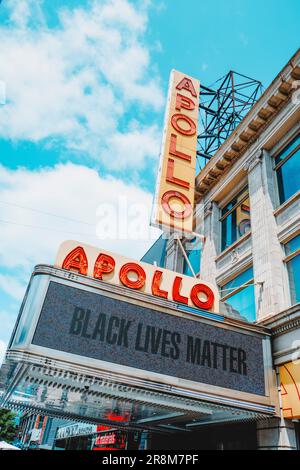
<box><xmin>152</xmin><ymin>70</ymin><xmax>200</xmax><ymax>234</ymax></box>
<box><xmin>32</xmin><ymin>280</ymin><xmax>266</xmax><ymax>396</ymax></box>
<box><xmin>0</xmin><ymin>265</ymin><xmax>275</xmax><ymax>423</ymax></box>
<box><xmin>55</xmin><ymin>240</ymin><xmax>219</xmax><ymax>313</ymax></box>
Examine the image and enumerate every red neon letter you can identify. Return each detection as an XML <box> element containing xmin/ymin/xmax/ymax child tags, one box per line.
<box><xmin>62</xmin><ymin>246</ymin><xmax>88</xmax><ymax>275</ymax></box>
<box><xmin>161</xmin><ymin>190</ymin><xmax>193</xmax><ymax>219</ymax></box>
<box><xmin>119</xmin><ymin>262</ymin><xmax>146</xmax><ymax>290</ymax></box>
<box><xmin>171</xmin><ymin>113</ymin><xmax>196</xmax><ymax>136</ymax></box>
<box><xmin>175</xmin><ymin>93</ymin><xmax>195</xmax><ymax>112</ymax></box>
<box><xmin>176</xmin><ymin>77</ymin><xmax>197</xmax><ymax>97</ymax></box>
<box><xmin>166</xmin><ymin>158</ymin><xmax>190</xmax><ymax>189</ymax></box>
<box><xmin>152</xmin><ymin>270</ymin><xmax>168</xmax><ymax>299</ymax></box>
<box><xmin>190</xmin><ymin>284</ymin><xmax>215</xmax><ymax>310</ymax></box>
<box><xmin>169</xmin><ymin>134</ymin><xmax>191</xmax><ymax>162</ymax></box>
<box><xmin>172</xmin><ymin>276</ymin><xmax>188</xmax><ymax>305</ymax></box>
<box><xmin>94</xmin><ymin>253</ymin><xmax>115</xmax><ymax>280</ymax></box>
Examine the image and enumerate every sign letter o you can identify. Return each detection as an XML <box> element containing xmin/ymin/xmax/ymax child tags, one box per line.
<box><xmin>161</xmin><ymin>190</ymin><xmax>193</xmax><ymax>219</ymax></box>
<box><xmin>171</xmin><ymin>113</ymin><xmax>196</xmax><ymax>136</ymax></box>
<box><xmin>119</xmin><ymin>263</ymin><xmax>146</xmax><ymax>290</ymax></box>
<box><xmin>190</xmin><ymin>284</ymin><xmax>215</xmax><ymax>310</ymax></box>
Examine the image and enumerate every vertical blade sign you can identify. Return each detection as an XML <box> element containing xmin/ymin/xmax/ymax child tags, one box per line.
<box><xmin>152</xmin><ymin>70</ymin><xmax>200</xmax><ymax>233</ymax></box>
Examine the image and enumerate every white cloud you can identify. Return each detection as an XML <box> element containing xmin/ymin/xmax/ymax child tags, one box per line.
<box><xmin>0</xmin><ymin>162</ymin><xmax>161</xmax><ymax>346</ymax></box>
<box><xmin>0</xmin><ymin>163</ymin><xmax>161</xmax><ymax>274</ymax></box>
<box><xmin>0</xmin><ymin>0</ymin><xmax>163</xmax><ymax>169</ymax></box>
<box><xmin>101</xmin><ymin>123</ymin><xmax>160</xmax><ymax>170</ymax></box>
<box><xmin>0</xmin><ymin>307</ymin><xmax>18</xmax><ymax>342</ymax></box>
<box><xmin>0</xmin><ymin>340</ymin><xmax>7</xmax><ymax>367</ymax></box>
<box><xmin>0</xmin><ymin>274</ymin><xmax>26</xmax><ymax>301</ymax></box>
<box><xmin>0</xmin><ymin>162</ymin><xmax>162</xmax><ymax>352</ymax></box>
<box><xmin>0</xmin><ymin>308</ymin><xmax>17</xmax><ymax>366</ymax></box>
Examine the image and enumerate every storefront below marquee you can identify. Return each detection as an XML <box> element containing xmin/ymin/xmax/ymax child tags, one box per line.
<box><xmin>54</xmin><ymin>424</ymin><xmax>141</xmax><ymax>450</ymax></box>
<box><xmin>53</xmin><ymin>422</ymin><xmax>258</xmax><ymax>450</ymax></box>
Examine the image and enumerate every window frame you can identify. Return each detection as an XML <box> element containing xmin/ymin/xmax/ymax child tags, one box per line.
<box><xmin>273</xmin><ymin>133</ymin><xmax>300</xmax><ymax>205</ymax></box>
<box><xmin>273</xmin><ymin>141</ymin><xmax>300</xmax><ymax>172</ymax></box>
<box><xmin>219</xmin><ymin>265</ymin><xmax>256</xmax><ymax>322</ymax></box>
<box><xmin>283</xmin><ymin>232</ymin><xmax>300</xmax><ymax>305</ymax></box>
<box><xmin>220</xmin><ymin>266</ymin><xmax>254</xmax><ymax>302</ymax></box>
<box><xmin>219</xmin><ymin>185</ymin><xmax>251</xmax><ymax>252</ymax></box>
<box><xmin>182</xmin><ymin>236</ymin><xmax>201</xmax><ymax>277</ymax></box>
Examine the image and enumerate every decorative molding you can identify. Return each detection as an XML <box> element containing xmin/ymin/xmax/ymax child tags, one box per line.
<box><xmin>244</xmin><ymin>149</ymin><xmax>263</xmax><ymax>173</ymax></box>
<box><xmin>204</xmin><ymin>201</ymin><xmax>213</xmax><ymax>218</ymax></box>
<box><xmin>215</xmin><ymin>230</ymin><xmax>251</xmax><ymax>262</ymax></box>
<box><xmin>273</xmin><ymin>189</ymin><xmax>300</xmax><ymax>217</ymax></box>
<box><xmin>271</xmin><ymin>318</ymin><xmax>300</xmax><ymax>337</ymax></box>
<box><xmin>216</xmin><ymin>254</ymin><xmax>253</xmax><ymax>287</ymax></box>
<box><xmin>230</xmin><ymin>249</ymin><xmax>239</xmax><ymax>263</ymax></box>
<box><xmin>277</xmin><ymin>217</ymin><xmax>300</xmax><ymax>244</ymax></box>
<box><xmin>259</xmin><ymin>303</ymin><xmax>300</xmax><ymax>337</ymax></box>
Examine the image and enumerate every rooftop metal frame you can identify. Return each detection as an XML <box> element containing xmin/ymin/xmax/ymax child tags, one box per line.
<box><xmin>197</xmin><ymin>71</ymin><xmax>262</xmax><ymax>171</ymax></box>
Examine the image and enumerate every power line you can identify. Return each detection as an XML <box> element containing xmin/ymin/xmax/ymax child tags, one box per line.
<box><xmin>0</xmin><ymin>218</ymin><xmax>99</xmax><ymax>239</ymax></box>
<box><xmin>0</xmin><ymin>200</ymin><xmax>94</xmax><ymax>227</ymax></box>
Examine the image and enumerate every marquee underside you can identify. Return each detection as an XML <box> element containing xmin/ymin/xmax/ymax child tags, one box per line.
<box><xmin>0</xmin><ymin>353</ymin><xmax>274</xmax><ymax>433</ymax></box>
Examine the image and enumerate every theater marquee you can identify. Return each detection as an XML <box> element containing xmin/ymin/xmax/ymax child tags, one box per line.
<box><xmin>32</xmin><ymin>281</ymin><xmax>265</xmax><ymax>395</ymax></box>
<box><xmin>0</xmin><ymin>265</ymin><xmax>276</xmax><ymax>427</ymax></box>
<box><xmin>152</xmin><ymin>70</ymin><xmax>200</xmax><ymax>234</ymax></box>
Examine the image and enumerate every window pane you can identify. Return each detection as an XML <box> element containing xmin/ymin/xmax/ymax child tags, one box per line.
<box><xmin>141</xmin><ymin>235</ymin><xmax>167</xmax><ymax>268</ymax></box>
<box><xmin>221</xmin><ymin>212</ymin><xmax>237</xmax><ymax>250</ymax></box>
<box><xmin>236</xmin><ymin>196</ymin><xmax>251</xmax><ymax>237</ymax></box>
<box><xmin>275</xmin><ymin>134</ymin><xmax>300</xmax><ymax>165</ymax></box>
<box><xmin>221</xmin><ymin>187</ymin><xmax>248</xmax><ymax>217</ymax></box>
<box><xmin>221</xmin><ymin>188</ymin><xmax>251</xmax><ymax>251</ymax></box>
<box><xmin>287</xmin><ymin>254</ymin><xmax>300</xmax><ymax>305</ymax></box>
<box><xmin>277</xmin><ymin>147</ymin><xmax>300</xmax><ymax>203</ymax></box>
<box><xmin>221</xmin><ymin>267</ymin><xmax>254</xmax><ymax>295</ymax></box>
<box><xmin>224</xmin><ymin>284</ymin><xmax>256</xmax><ymax>322</ymax></box>
<box><xmin>285</xmin><ymin>234</ymin><xmax>300</xmax><ymax>255</ymax></box>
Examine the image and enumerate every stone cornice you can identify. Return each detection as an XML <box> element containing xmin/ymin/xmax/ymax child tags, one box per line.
<box><xmin>258</xmin><ymin>304</ymin><xmax>300</xmax><ymax>337</ymax></box>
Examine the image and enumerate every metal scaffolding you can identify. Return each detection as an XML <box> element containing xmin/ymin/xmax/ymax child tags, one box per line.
<box><xmin>197</xmin><ymin>71</ymin><xmax>262</xmax><ymax>171</ymax></box>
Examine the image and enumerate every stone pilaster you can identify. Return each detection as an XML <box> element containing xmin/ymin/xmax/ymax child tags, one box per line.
<box><xmin>198</xmin><ymin>201</ymin><xmax>219</xmax><ymax>289</ymax></box>
<box><xmin>246</xmin><ymin>149</ymin><xmax>289</xmax><ymax>320</ymax></box>
<box><xmin>256</xmin><ymin>417</ymin><xmax>297</xmax><ymax>450</ymax></box>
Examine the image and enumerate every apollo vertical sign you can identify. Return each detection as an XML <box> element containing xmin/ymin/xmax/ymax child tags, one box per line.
<box><xmin>152</xmin><ymin>70</ymin><xmax>200</xmax><ymax>233</ymax></box>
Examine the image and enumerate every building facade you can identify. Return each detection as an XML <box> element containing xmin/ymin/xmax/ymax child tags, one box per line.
<box><xmin>17</xmin><ymin>413</ymin><xmax>75</xmax><ymax>449</ymax></box>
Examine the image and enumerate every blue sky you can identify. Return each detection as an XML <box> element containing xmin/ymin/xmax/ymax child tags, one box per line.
<box><xmin>0</xmin><ymin>0</ymin><xmax>299</xmax><ymax>360</ymax></box>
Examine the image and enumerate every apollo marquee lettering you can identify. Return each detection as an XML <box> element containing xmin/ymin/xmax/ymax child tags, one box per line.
<box><xmin>55</xmin><ymin>240</ymin><xmax>219</xmax><ymax>313</ymax></box>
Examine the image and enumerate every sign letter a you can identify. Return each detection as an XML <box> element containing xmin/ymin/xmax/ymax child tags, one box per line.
<box><xmin>62</xmin><ymin>246</ymin><xmax>88</xmax><ymax>275</ymax></box>
<box><xmin>176</xmin><ymin>77</ymin><xmax>197</xmax><ymax>97</ymax></box>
